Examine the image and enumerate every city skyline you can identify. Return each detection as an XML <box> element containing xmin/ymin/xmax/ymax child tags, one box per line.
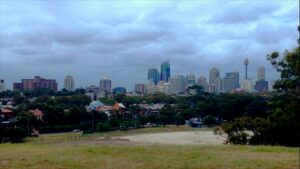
<box><xmin>10</xmin><ymin>59</ymin><xmax>273</xmax><ymax>93</ymax></box>
<box><xmin>0</xmin><ymin>0</ymin><xmax>298</xmax><ymax>90</ymax></box>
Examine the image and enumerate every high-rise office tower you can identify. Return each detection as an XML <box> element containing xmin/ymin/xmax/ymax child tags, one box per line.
<box><xmin>146</xmin><ymin>80</ymin><xmax>158</xmax><ymax>94</ymax></box>
<box><xmin>135</xmin><ymin>83</ymin><xmax>146</xmax><ymax>95</ymax></box>
<box><xmin>162</xmin><ymin>82</ymin><xmax>171</xmax><ymax>95</ymax></box>
<box><xmin>100</xmin><ymin>77</ymin><xmax>111</xmax><ymax>93</ymax></box>
<box><xmin>214</xmin><ymin>78</ymin><xmax>222</xmax><ymax>93</ymax></box>
<box><xmin>257</xmin><ymin>66</ymin><xmax>265</xmax><ymax>81</ymax></box>
<box><xmin>254</xmin><ymin>66</ymin><xmax>268</xmax><ymax>92</ymax></box>
<box><xmin>0</xmin><ymin>80</ymin><xmax>6</xmax><ymax>92</ymax></box>
<box><xmin>209</xmin><ymin>67</ymin><xmax>220</xmax><ymax>84</ymax></box>
<box><xmin>223</xmin><ymin>72</ymin><xmax>240</xmax><ymax>92</ymax></box>
<box><xmin>186</xmin><ymin>73</ymin><xmax>196</xmax><ymax>85</ymax></box>
<box><xmin>169</xmin><ymin>75</ymin><xmax>185</xmax><ymax>94</ymax></box>
<box><xmin>147</xmin><ymin>68</ymin><xmax>159</xmax><ymax>85</ymax></box>
<box><xmin>64</xmin><ymin>74</ymin><xmax>75</xmax><ymax>91</ymax></box>
<box><xmin>244</xmin><ymin>58</ymin><xmax>249</xmax><ymax>80</ymax></box>
<box><xmin>197</xmin><ymin>76</ymin><xmax>208</xmax><ymax>91</ymax></box>
<box><xmin>242</xmin><ymin>79</ymin><xmax>254</xmax><ymax>92</ymax></box>
<box><xmin>160</xmin><ymin>60</ymin><xmax>170</xmax><ymax>82</ymax></box>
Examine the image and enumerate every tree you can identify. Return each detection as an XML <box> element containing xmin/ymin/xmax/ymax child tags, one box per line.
<box><xmin>156</xmin><ymin>115</ymin><xmax>168</xmax><ymax>127</ymax></box>
<box><xmin>203</xmin><ymin>115</ymin><xmax>217</xmax><ymax>126</ymax></box>
<box><xmin>114</xmin><ymin>94</ymin><xmax>126</xmax><ymax>103</ymax></box>
<box><xmin>185</xmin><ymin>84</ymin><xmax>204</xmax><ymax>95</ymax></box>
<box><xmin>265</xmin><ymin>26</ymin><xmax>300</xmax><ymax>146</ymax></box>
<box><xmin>5</xmin><ymin>127</ymin><xmax>27</xmax><ymax>143</ymax></box>
<box><xmin>16</xmin><ymin>111</ymin><xmax>39</xmax><ymax>135</ymax></box>
<box><xmin>218</xmin><ymin>26</ymin><xmax>300</xmax><ymax>147</ymax></box>
<box><xmin>12</xmin><ymin>95</ymin><xmax>27</xmax><ymax>106</ymax></box>
<box><xmin>100</xmin><ymin>98</ymin><xmax>116</xmax><ymax>106</ymax></box>
<box><xmin>244</xmin><ymin>98</ymin><xmax>268</xmax><ymax>118</ymax></box>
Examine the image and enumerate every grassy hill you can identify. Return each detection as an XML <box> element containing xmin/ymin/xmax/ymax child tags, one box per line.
<box><xmin>0</xmin><ymin>126</ymin><xmax>298</xmax><ymax>169</ymax></box>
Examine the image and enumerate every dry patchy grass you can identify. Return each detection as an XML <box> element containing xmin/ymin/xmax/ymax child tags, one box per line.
<box><xmin>1</xmin><ymin>126</ymin><xmax>298</xmax><ymax>169</ymax></box>
<box><xmin>0</xmin><ymin>143</ymin><xmax>298</xmax><ymax>169</ymax></box>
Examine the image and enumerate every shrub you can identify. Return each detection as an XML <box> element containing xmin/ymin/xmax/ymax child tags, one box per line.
<box><xmin>6</xmin><ymin>127</ymin><xmax>27</xmax><ymax>143</ymax></box>
<box><xmin>109</xmin><ymin>119</ymin><xmax>120</xmax><ymax>128</ymax></box>
<box><xmin>203</xmin><ymin>115</ymin><xmax>217</xmax><ymax>125</ymax></box>
<box><xmin>96</xmin><ymin>122</ymin><xmax>112</xmax><ymax>132</ymax></box>
<box><xmin>119</xmin><ymin>119</ymin><xmax>137</xmax><ymax>130</ymax></box>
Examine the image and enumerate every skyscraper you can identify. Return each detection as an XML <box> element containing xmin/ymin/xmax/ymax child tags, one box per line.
<box><xmin>242</xmin><ymin>79</ymin><xmax>254</xmax><ymax>92</ymax></box>
<box><xmin>0</xmin><ymin>80</ymin><xmax>6</xmax><ymax>92</ymax></box>
<box><xmin>209</xmin><ymin>67</ymin><xmax>220</xmax><ymax>84</ymax></box>
<box><xmin>169</xmin><ymin>75</ymin><xmax>185</xmax><ymax>94</ymax></box>
<box><xmin>186</xmin><ymin>73</ymin><xmax>196</xmax><ymax>85</ymax></box>
<box><xmin>197</xmin><ymin>76</ymin><xmax>208</xmax><ymax>91</ymax></box>
<box><xmin>160</xmin><ymin>60</ymin><xmax>170</xmax><ymax>82</ymax></box>
<box><xmin>100</xmin><ymin>77</ymin><xmax>111</xmax><ymax>93</ymax></box>
<box><xmin>226</xmin><ymin>72</ymin><xmax>239</xmax><ymax>88</ymax></box>
<box><xmin>214</xmin><ymin>78</ymin><xmax>222</xmax><ymax>93</ymax></box>
<box><xmin>147</xmin><ymin>68</ymin><xmax>159</xmax><ymax>85</ymax></box>
<box><xmin>135</xmin><ymin>83</ymin><xmax>146</xmax><ymax>95</ymax></box>
<box><xmin>254</xmin><ymin>80</ymin><xmax>268</xmax><ymax>92</ymax></box>
<box><xmin>244</xmin><ymin>58</ymin><xmax>249</xmax><ymax>80</ymax></box>
<box><xmin>254</xmin><ymin>66</ymin><xmax>268</xmax><ymax>92</ymax></box>
<box><xmin>64</xmin><ymin>74</ymin><xmax>75</xmax><ymax>91</ymax></box>
<box><xmin>257</xmin><ymin>66</ymin><xmax>266</xmax><ymax>81</ymax></box>
<box><xmin>223</xmin><ymin>72</ymin><xmax>240</xmax><ymax>92</ymax></box>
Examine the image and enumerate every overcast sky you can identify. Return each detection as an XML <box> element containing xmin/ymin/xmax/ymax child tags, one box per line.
<box><xmin>0</xmin><ymin>0</ymin><xmax>299</xmax><ymax>90</ymax></box>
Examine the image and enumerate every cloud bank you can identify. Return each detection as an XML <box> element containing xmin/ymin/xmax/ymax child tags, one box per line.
<box><xmin>0</xmin><ymin>0</ymin><xmax>299</xmax><ymax>90</ymax></box>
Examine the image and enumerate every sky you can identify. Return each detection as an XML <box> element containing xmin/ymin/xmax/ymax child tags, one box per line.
<box><xmin>0</xmin><ymin>0</ymin><xmax>299</xmax><ymax>91</ymax></box>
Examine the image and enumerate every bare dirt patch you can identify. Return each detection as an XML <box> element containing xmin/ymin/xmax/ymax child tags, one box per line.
<box><xmin>111</xmin><ymin>131</ymin><xmax>226</xmax><ymax>145</ymax></box>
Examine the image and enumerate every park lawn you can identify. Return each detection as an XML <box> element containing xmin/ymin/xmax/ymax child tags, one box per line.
<box><xmin>0</xmin><ymin>143</ymin><xmax>298</xmax><ymax>169</ymax></box>
<box><xmin>1</xmin><ymin>126</ymin><xmax>298</xmax><ymax>169</ymax></box>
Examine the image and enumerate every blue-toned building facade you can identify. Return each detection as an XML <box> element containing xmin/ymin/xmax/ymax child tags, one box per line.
<box><xmin>160</xmin><ymin>60</ymin><xmax>170</xmax><ymax>82</ymax></box>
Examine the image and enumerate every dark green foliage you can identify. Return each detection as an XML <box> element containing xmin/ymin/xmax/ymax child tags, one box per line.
<box><xmin>203</xmin><ymin>115</ymin><xmax>217</xmax><ymax>125</ymax></box>
<box><xmin>96</xmin><ymin>122</ymin><xmax>112</xmax><ymax>132</ymax></box>
<box><xmin>94</xmin><ymin>112</ymin><xmax>108</xmax><ymax>122</ymax></box>
<box><xmin>156</xmin><ymin>115</ymin><xmax>168</xmax><ymax>127</ymax></box>
<box><xmin>15</xmin><ymin>111</ymin><xmax>40</xmax><ymax>134</ymax></box>
<box><xmin>267</xmin><ymin>94</ymin><xmax>300</xmax><ymax>146</ymax></box>
<box><xmin>0</xmin><ymin>127</ymin><xmax>5</xmax><ymax>143</ymax></box>
<box><xmin>180</xmin><ymin>109</ymin><xmax>196</xmax><ymax>120</ymax></box>
<box><xmin>5</xmin><ymin>127</ymin><xmax>27</xmax><ymax>143</ymax></box>
<box><xmin>218</xmin><ymin>93</ymin><xmax>255</xmax><ymax>121</ymax></box>
<box><xmin>100</xmin><ymin>98</ymin><xmax>116</xmax><ymax>106</ymax></box>
<box><xmin>23</xmin><ymin>88</ymin><xmax>55</xmax><ymax>97</ymax></box>
<box><xmin>244</xmin><ymin>98</ymin><xmax>268</xmax><ymax>118</ymax></box>
<box><xmin>0</xmin><ymin>90</ymin><xmax>20</xmax><ymax>98</ymax></box>
<box><xmin>160</xmin><ymin>104</ymin><xmax>176</xmax><ymax>120</ymax></box>
<box><xmin>114</xmin><ymin>94</ymin><xmax>126</xmax><ymax>103</ymax></box>
<box><xmin>109</xmin><ymin>118</ymin><xmax>120</xmax><ymax>128</ymax></box>
<box><xmin>172</xmin><ymin>114</ymin><xmax>185</xmax><ymax>126</ymax></box>
<box><xmin>119</xmin><ymin>119</ymin><xmax>137</xmax><ymax>130</ymax></box>
<box><xmin>221</xmin><ymin>117</ymin><xmax>272</xmax><ymax>145</ymax></box>
<box><xmin>40</xmin><ymin>124</ymin><xmax>90</xmax><ymax>133</ymax></box>
<box><xmin>12</xmin><ymin>95</ymin><xmax>28</xmax><ymax>106</ymax></box>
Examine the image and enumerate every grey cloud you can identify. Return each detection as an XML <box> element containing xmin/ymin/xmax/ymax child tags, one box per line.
<box><xmin>209</xmin><ymin>2</ymin><xmax>281</xmax><ymax>24</ymax></box>
<box><xmin>0</xmin><ymin>0</ymin><xmax>298</xmax><ymax>90</ymax></box>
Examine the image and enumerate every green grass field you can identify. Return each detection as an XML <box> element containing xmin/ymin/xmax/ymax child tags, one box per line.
<box><xmin>0</xmin><ymin>126</ymin><xmax>299</xmax><ymax>169</ymax></box>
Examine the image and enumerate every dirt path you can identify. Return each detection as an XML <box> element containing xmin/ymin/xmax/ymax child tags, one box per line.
<box><xmin>112</xmin><ymin>131</ymin><xmax>226</xmax><ymax>145</ymax></box>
